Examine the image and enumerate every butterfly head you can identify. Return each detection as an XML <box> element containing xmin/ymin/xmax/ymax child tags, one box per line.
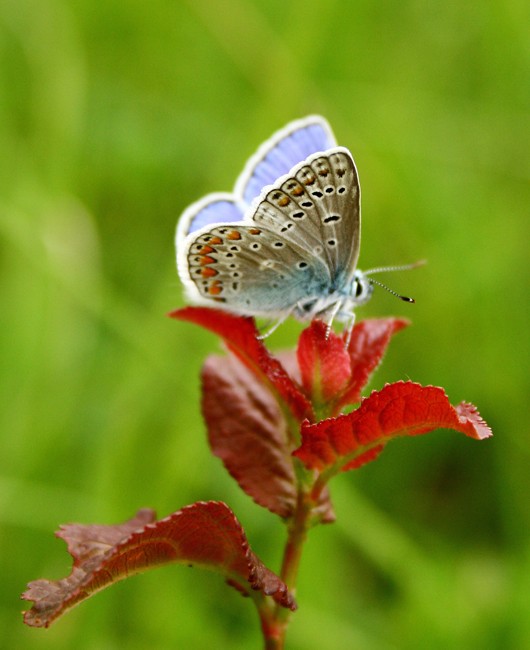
<box><xmin>360</xmin><ymin>261</ymin><xmax>425</xmax><ymax>305</ymax></box>
<box><xmin>350</xmin><ymin>270</ymin><xmax>374</xmax><ymax>306</ymax></box>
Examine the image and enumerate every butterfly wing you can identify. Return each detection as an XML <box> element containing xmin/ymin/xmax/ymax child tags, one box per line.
<box><xmin>249</xmin><ymin>147</ymin><xmax>361</xmax><ymax>285</ymax></box>
<box><xmin>183</xmin><ymin>222</ymin><xmax>331</xmax><ymax>316</ymax></box>
<box><xmin>181</xmin><ymin>147</ymin><xmax>361</xmax><ymax>316</ymax></box>
<box><xmin>236</xmin><ymin>115</ymin><xmax>337</xmax><ymax>206</ymax></box>
<box><xmin>175</xmin><ymin>192</ymin><xmax>245</xmax><ymax>252</ymax></box>
<box><xmin>176</xmin><ymin>116</ymin><xmax>335</xmax><ymax>249</ymax></box>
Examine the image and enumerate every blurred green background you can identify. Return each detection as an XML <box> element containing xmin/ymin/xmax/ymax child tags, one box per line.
<box><xmin>1</xmin><ymin>0</ymin><xmax>528</xmax><ymax>648</ymax></box>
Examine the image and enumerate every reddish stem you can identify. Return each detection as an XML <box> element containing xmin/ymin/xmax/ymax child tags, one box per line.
<box><xmin>258</xmin><ymin>488</ymin><xmax>313</xmax><ymax>649</ymax></box>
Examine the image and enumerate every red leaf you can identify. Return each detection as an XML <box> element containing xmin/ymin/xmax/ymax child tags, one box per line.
<box><xmin>202</xmin><ymin>354</ymin><xmax>335</xmax><ymax>522</ymax></box>
<box><xmin>294</xmin><ymin>318</ymin><xmax>408</xmax><ymax>414</ymax></box>
<box><xmin>202</xmin><ymin>354</ymin><xmax>295</xmax><ymax>517</ymax></box>
<box><xmin>337</xmin><ymin>318</ymin><xmax>410</xmax><ymax>408</ymax></box>
<box><xmin>22</xmin><ymin>502</ymin><xmax>296</xmax><ymax>628</ymax></box>
<box><xmin>170</xmin><ymin>307</ymin><xmax>312</xmax><ymax>421</ymax></box>
<box><xmin>294</xmin><ymin>381</ymin><xmax>492</xmax><ymax>473</ymax></box>
<box><xmin>297</xmin><ymin>321</ymin><xmax>352</xmax><ymax>406</ymax></box>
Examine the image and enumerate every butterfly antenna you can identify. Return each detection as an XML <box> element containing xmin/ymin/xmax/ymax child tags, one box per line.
<box><xmin>364</xmin><ymin>259</ymin><xmax>427</xmax><ymax>276</ymax></box>
<box><xmin>368</xmin><ymin>278</ymin><xmax>415</xmax><ymax>303</ymax></box>
<box><xmin>363</xmin><ymin>259</ymin><xmax>425</xmax><ymax>303</ymax></box>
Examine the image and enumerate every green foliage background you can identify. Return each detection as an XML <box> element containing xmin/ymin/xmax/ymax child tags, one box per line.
<box><xmin>1</xmin><ymin>1</ymin><xmax>528</xmax><ymax>648</ymax></box>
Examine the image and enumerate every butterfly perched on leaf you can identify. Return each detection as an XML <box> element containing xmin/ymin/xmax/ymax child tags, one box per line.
<box><xmin>176</xmin><ymin>116</ymin><xmax>416</xmax><ymax>335</ymax></box>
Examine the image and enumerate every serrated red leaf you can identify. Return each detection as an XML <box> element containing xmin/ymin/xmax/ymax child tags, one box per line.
<box><xmin>202</xmin><ymin>354</ymin><xmax>335</xmax><ymax>522</ymax></box>
<box><xmin>294</xmin><ymin>381</ymin><xmax>492</xmax><ymax>474</ymax></box>
<box><xmin>22</xmin><ymin>502</ymin><xmax>296</xmax><ymax>628</ymax></box>
<box><xmin>170</xmin><ymin>307</ymin><xmax>312</xmax><ymax>421</ymax></box>
<box><xmin>337</xmin><ymin>318</ymin><xmax>410</xmax><ymax>408</ymax></box>
<box><xmin>297</xmin><ymin>321</ymin><xmax>352</xmax><ymax>405</ymax></box>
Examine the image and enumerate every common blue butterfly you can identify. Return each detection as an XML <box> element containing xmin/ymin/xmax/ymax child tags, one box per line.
<box><xmin>176</xmin><ymin>116</ymin><xmax>414</xmax><ymax>335</ymax></box>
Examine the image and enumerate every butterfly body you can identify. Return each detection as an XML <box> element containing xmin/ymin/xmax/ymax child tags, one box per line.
<box><xmin>177</xmin><ymin>117</ymin><xmax>374</xmax><ymax>330</ymax></box>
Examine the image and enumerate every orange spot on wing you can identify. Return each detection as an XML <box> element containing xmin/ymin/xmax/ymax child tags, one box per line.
<box><xmin>278</xmin><ymin>196</ymin><xmax>290</xmax><ymax>207</ymax></box>
<box><xmin>201</xmin><ymin>267</ymin><xmax>218</xmax><ymax>277</ymax></box>
<box><xmin>198</xmin><ymin>245</ymin><xmax>214</xmax><ymax>254</ymax></box>
<box><xmin>227</xmin><ymin>230</ymin><xmax>242</xmax><ymax>240</ymax></box>
<box><xmin>208</xmin><ymin>236</ymin><xmax>223</xmax><ymax>245</ymax></box>
<box><xmin>292</xmin><ymin>185</ymin><xmax>304</xmax><ymax>196</ymax></box>
<box><xmin>208</xmin><ymin>284</ymin><xmax>223</xmax><ymax>295</ymax></box>
<box><xmin>249</xmin><ymin>228</ymin><xmax>262</xmax><ymax>235</ymax></box>
<box><xmin>199</xmin><ymin>255</ymin><xmax>215</xmax><ymax>265</ymax></box>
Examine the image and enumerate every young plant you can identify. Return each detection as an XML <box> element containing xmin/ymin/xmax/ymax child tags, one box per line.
<box><xmin>22</xmin><ymin>307</ymin><xmax>491</xmax><ymax>648</ymax></box>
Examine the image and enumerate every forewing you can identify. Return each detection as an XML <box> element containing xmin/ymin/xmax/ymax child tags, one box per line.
<box><xmin>248</xmin><ymin>148</ymin><xmax>361</xmax><ymax>283</ymax></box>
<box><xmin>236</xmin><ymin>116</ymin><xmax>337</xmax><ymax>207</ymax></box>
<box><xmin>184</xmin><ymin>224</ymin><xmax>330</xmax><ymax>316</ymax></box>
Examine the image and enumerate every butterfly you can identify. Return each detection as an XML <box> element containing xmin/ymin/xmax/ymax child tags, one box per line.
<box><xmin>176</xmin><ymin>116</ymin><xmax>414</xmax><ymax>336</ymax></box>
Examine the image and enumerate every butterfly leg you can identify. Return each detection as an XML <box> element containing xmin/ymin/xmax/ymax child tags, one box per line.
<box><xmin>323</xmin><ymin>300</ymin><xmax>344</xmax><ymax>339</ymax></box>
<box><xmin>343</xmin><ymin>311</ymin><xmax>357</xmax><ymax>347</ymax></box>
<box><xmin>257</xmin><ymin>309</ymin><xmax>295</xmax><ymax>340</ymax></box>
